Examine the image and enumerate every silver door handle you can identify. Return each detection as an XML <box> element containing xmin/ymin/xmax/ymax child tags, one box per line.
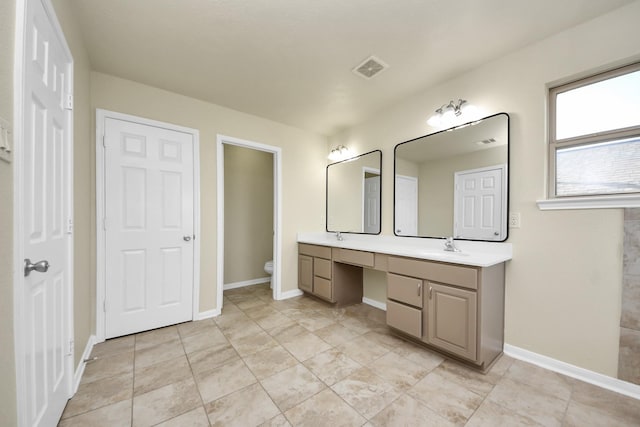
<box><xmin>183</xmin><ymin>236</ymin><xmax>192</xmax><ymax>241</ymax></box>
<box><xmin>24</xmin><ymin>259</ymin><xmax>49</xmax><ymax>277</ymax></box>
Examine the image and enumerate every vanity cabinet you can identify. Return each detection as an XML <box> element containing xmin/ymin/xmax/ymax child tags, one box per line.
<box><xmin>298</xmin><ymin>243</ymin><xmax>333</xmax><ymax>301</ymax></box>
<box><xmin>386</xmin><ymin>256</ymin><xmax>504</xmax><ymax>370</ymax></box>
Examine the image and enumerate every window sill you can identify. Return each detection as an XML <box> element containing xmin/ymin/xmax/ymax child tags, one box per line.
<box><xmin>537</xmin><ymin>194</ymin><xmax>640</xmax><ymax>210</ymax></box>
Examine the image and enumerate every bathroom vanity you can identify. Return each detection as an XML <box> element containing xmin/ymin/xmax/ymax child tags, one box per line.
<box><xmin>297</xmin><ymin>233</ymin><xmax>512</xmax><ymax>371</ymax></box>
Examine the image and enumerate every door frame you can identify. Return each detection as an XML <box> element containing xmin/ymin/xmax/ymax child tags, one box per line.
<box><xmin>13</xmin><ymin>0</ymin><xmax>75</xmax><ymax>423</ymax></box>
<box><xmin>453</xmin><ymin>163</ymin><xmax>507</xmax><ymax>240</ymax></box>
<box><xmin>216</xmin><ymin>135</ymin><xmax>282</xmax><ymax>309</ymax></box>
<box><xmin>95</xmin><ymin>109</ymin><xmax>201</xmax><ymax>342</ymax></box>
<box><xmin>361</xmin><ymin>166</ymin><xmax>380</xmax><ymax>233</ymax></box>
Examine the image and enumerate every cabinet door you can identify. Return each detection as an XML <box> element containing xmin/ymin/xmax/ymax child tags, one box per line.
<box><xmin>298</xmin><ymin>255</ymin><xmax>313</xmax><ymax>293</ymax></box>
<box><xmin>427</xmin><ymin>282</ymin><xmax>477</xmax><ymax>361</ymax></box>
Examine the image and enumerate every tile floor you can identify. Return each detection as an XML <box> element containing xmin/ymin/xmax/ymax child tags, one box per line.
<box><xmin>59</xmin><ymin>284</ymin><xmax>640</xmax><ymax>426</ymax></box>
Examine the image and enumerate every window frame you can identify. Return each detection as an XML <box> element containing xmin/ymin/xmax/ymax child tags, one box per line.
<box><xmin>546</xmin><ymin>62</ymin><xmax>640</xmax><ymax>205</ymax></box>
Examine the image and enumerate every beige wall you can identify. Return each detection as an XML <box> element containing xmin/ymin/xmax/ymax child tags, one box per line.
<box><xmin>332</xmin><ymin>2</ymin><xmax>640</xmax><ymax>376</ymax></box>
<box><xmin>0</xmin><ymin>0</ymin><xmax>16</xmax><ymax>423</ymax></box>
<box><xmin>223</xmin><ymin>144</ymin><xmax>273</xmax><ymax>284</ymax></box>
<box><xmin>91</xmin><ymin>72</ymin><xmax>326</xmax><ymax>312</ymax></box>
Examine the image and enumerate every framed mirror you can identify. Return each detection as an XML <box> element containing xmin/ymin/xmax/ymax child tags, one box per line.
<box><xmin>394</xmin><ymin>113</ymin><xmax>509</xmax><ymax>241</ymax></box>
<box><xmin>327</xmin><ymin>150</ymin><xmax>382</xmax><ymax>234</ymax></box>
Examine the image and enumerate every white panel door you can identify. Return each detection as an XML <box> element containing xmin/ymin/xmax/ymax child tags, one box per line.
<box><xmin>395</xmin><ymin>175</ymin><xmax>418</xmax><ymax>236</ymax></box>
<box><xmin>104</xmin><ymin>118</ymin><xmax>194</xmax><ymax>338</ymax></box>
<box><xmin>363</xmin><ymin>175</ymin><xmax>380</xmax><ymax>233</ymax></box>
<box><xmin>454</xmin><ymin>165</ymin><xmax>505</xmax><ymax>240</ymax></box>
<box><xmin>19</xmin><ymin>0</ymin><xmax>73</xmax><ymax>425</ymax></box>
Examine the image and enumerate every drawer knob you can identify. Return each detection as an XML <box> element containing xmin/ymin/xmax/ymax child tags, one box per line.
<box><xmin>417</xmin><ymin>282</ymin><xmax>421</xmax><ymax>296</ymax></box>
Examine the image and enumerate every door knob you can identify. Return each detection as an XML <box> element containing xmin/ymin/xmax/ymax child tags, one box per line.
<box><xmin>24</xmin><ymin>259</ymin><xmax>49</xmax><ymax>277</ymax></box>
<box><xmin>494</xmin><ymin>231</ymin><xmax>499</xmax><ymax>236</ymax></box>
<box><xmin>183</xmin><ymin>235</ymin><xmax>192</xmax><ymax>241</ymax></box>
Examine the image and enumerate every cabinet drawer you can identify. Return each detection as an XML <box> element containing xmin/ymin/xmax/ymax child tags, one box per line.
<box><xmin>388</xmin><ymin>256</ymin><xmax>477</xmax><ymax>290</ymax></box>
<box><xmin>314</xmin><ymin>257</ymin><xmax>332</xmax><ymax>280</ymax></box>
<box><xmin>299</xmin><ymin>243</ymin><xmax>332</xmax><ymax>259</ymax></box>
<box><xmin>387</xmin><ymin>300</ymin><xmax>422</xmax><ymax>338</ymax></box>
<box><xmin>313</xmin><ymin>276</ymin><xmax>332</xmax><ymax>301</ymax></box>
<box><xmin>387</xmin><ymin>273</ymin><xmax>423</xmax><ymax>308</ymax></box>
<box><xmin>335</xmin><ymin>248</ymin><xmax>374</xmax><ymax>267</ymax></box>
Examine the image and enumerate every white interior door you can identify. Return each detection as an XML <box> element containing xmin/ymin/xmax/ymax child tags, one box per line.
<box><xmin>454</xmin><ymin>165</ymin><xmax>506</xmax><ymax>240</ymax></box>
<box><xmin>104</xmin><ymin>118</ymin><xmax>195</xmax><ymax>338</ymax></box>
<box><xmin>363</xmin><ymin>173</ymin><xmax>380</xmax><ymax>233</ymax></box>
<box><xmin>18</xmin><ymin>0</ymin><xmax>74</xmax><ymax>425</ymax></box>
<box><xmin>395</xmin><ymin>175</ymin><xmax>418</xmax><ymax>235</ymax></box>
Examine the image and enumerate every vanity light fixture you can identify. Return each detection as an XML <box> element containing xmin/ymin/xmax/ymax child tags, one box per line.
<box><xmin>328</xmin><ymin>145</ymin><xmax>353</xmax><ymax>162</ymax></box>
<box><xmin>427</xmin><ymin>99</ymin><xmax>478</xmax><ymax>128</ymax></box>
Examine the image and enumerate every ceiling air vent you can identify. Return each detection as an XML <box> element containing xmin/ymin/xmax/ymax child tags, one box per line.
<box><xmin>475</xmin><ymin>138</ymin><xmax>497</xmax><ymax>146</ymax></box>
<box><xmin>352</xmin><ymin>55</ymin><xmax>389</xmax><ymax>79</ymax></box>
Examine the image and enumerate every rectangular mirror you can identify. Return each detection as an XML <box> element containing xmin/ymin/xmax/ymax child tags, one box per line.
<box><xmin>394</xmin><ymin>113</ymin><xmax>509</xmax><ymax>241</ymax></box>
<box><xmin>327</xmin><ymin>150</ymin><xmax>382</xmax><ymax>234</ymax></box>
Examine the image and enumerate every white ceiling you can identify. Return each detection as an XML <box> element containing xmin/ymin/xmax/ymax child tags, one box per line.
<box><xmin>71</xmin><ymin>0</ymin><xmax>632</xmax><ymax>136</ymax></box>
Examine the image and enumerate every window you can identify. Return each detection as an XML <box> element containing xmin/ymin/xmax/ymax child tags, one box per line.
<box><xmin>547</xmin><ymin>62</ymin><xmax>640</xmax><ymax>203</ymax></box>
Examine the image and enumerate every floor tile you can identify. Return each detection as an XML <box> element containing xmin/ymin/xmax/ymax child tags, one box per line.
<box><xmin>563</xmin><ymin>400</ymin><xmax>640</xmax><ymax>427</ymax></box>
<box><xmin>194</xmin><ymin>357</ymin><xmax>257</xmax><ymax>404</ymax></box>
<box><xmin>267</xmin><ymin>323</ymin><xmax>307</xmax><ymax>343</ymax></box>
<box><xmin>188</xmin><ymin>344</ymin><xmax>240</xmax><ymax>377</ymax></box>
<box><xmin>176</xmin><ymin>318</ymin><xmax>216</xmax><ymax>339</ymax></box>
<box><xmin>368</xmin><ymin>394</ymin><xmax>454</xmax><ymax>427</ymax></box>
<box><xmin>280</xmin><ymin>332</ymin><xmax>332</xmax><ymax>362</ymax></box>
<box><xmin>134</xmin><ymin>338</ymin><xmax>185</xmax><ymax>370</ymax></box>
<box><xmin>284</xmin><ymin>388</ymin><xmax>366</xmax><ymax>426</ymax></box>
<box><xmin>228</xmin><ymin>330</ymin><xmax>280</xmax><ymax>357</ymax></box>
<box><xmin>303</xmin><ymin>348</ymin><xmax>362</xmax><ymax>386</ymax></box>
<box><xmin>181</xmin><ymin>327</ymin><xmax>228</xmax><ymax>354</ymax></box>
<box><xmin>254</xmin><ymin>311</ymin><xmax>294</xmax><ymax>330</ymax></box>
<box><xmin>296</xmin><ymin>312</ymin><xmax>336</xmax><ymax>331</ymax></box>
<box><xmin>259</xmin><ymin>413</ymin><xmax>292</xmax><ymax>426</ymax></box>
<box><xmin>331</xmin><ymin>367</ymin><xmax>403</xmax><ymax>419</ymax></box>
<box><xmin>205</xmin><ymin>382</ymin><xmax>280</xmax><ymax>427</ymax></box>
<box><xmin>336</xmin><ymin>335</ymin><xmax>389</xmax><ymax>365</ymax></box>
<box><xmin>58</xmin><ymin>399</ymin><xmax>131</xmax><ymax>427</ymax></box>
<box><xmin>132</xmin><ymin>377</ymin><xmax>202</xmax><ymax>427</ymax></box>
<box><xmin>368</xmin><ymin>351</ymin><xmax>430</xmax><ymax>389</ymax></box>
<box><xmin>90</xmin><ymin>335</ymin><xmax>135</xmax><ymax>359</ymax></box>
<box><xmin>61</xmin><ymin>373</ymin><xmax>133</xmax><ymax>419</ymax></box>
<box><xmin>485</xmin><ymin>377</ymin><xmax>567</xmax><ymax>427</ymax></box>
<box><xmin>407</xmin><ymin>370</ymin><xmax>484</xmax><ymax>424</ymax></box>
<box><xmin>135</xmin><ymin>326</ymin><xmax>180</xmax><ymax>350</ymax></box>
<box><xmin>243</xmin><ymin>345</ymin><xmax>299</xmax><ymax>380</ymax></box>
<box><xmin>465</xmin><ymin>400</ymin><xmax>544</xmax><ymax>426</ymax></box>
<box><xmin>260</xmin><ymin>364</ymin><xmax>326</xmax><ymax>412</ymax></box>
<box><xmin>153</xmin><ymin>406</ymin><xmax>210</xmax><ymax>427</ymax></box>
<box><xmin>134</xmin><ymin>354</ymin><xmax>192</xmax><ymax>396</ymax></box>
<box><xmin>313</xmin><ymin>323</ymin><xmax>362</xmax><ymax>347</ymax></box>
<box><xmin>503</xmin><ymin>360</ymin><xmax>573</xmax><ymax>401</ymax></box>
<box><xmin>569</xmin><ymin>378</ymin><xmax>640</xmax><ymax>423</ymax></box>
<box><xmin>81</xmin><ymin>351</ymin><xmax>134</xmax><ymax>385</ymax></box>
<box><xmin>430</xmin><ymin>359</ymin><xmax>501</xmax><ymax>397</ymax></box>
<box><xmin>391</xmin><ymin>339</ymin><xmax>445</xmax><ymax>371</ymax></box>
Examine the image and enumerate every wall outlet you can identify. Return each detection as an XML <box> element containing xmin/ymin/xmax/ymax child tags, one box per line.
<box><xmin>509</xmin><ymin>212</ymin><xmax>521</xmax><ymax>228</ymax></box>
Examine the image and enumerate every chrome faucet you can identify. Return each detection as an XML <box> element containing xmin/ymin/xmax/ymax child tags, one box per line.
<box><xmin>336</xmin><ymin>232</ymin><xmax>343</xmax><ymax>241</ymax></box>
<box><xmin>444</xmin><ymin>237</ymin><xmax>461</xmax><ymax>252</ymax></box>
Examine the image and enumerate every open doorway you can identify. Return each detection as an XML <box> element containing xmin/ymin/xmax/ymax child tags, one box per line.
<box><xmin>216</xmin><ymin>135</ymin><xmax>282</xmax><ymax>313</ymax></box>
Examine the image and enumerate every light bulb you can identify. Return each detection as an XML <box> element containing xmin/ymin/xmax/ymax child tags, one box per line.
<box><xmin>427</xmin><ymin>114</ymin><xmax>441</xmax><ymax>127</ymax></box>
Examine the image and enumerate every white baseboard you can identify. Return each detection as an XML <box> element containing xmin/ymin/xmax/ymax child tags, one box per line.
<box><xmin>362</xmin><ymin>297</ymin><xmax>387</xmax><ymax>311</ymax></box>
<box><xmin>223</xmin><ymin>277</ymin><xmax>270</xmax><ymax>291</ymax></box>
<box><xmin>196</xmin><ymin>308</ymin><xmax>221</xmax><ymax>320</ymax></box>
<box><xmin>73</xmin><ymin>334</ymin><xmax>96</xmax><ymax>394</ymax></box>
<box><xmin>279</xmin><ymin>289</ymin><xmax>303</xmax><ymax>300</ymax></box>
<box><xmin>504</xmin><ymin>344</ymin><xmax>640</xmax><ymax>401</ymax></box>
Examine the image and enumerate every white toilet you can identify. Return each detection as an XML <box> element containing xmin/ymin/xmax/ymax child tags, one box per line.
<box><xmin>264</xmin><ymin>260</ymin><xmax>274</xmax><ymax>289</ymax></box>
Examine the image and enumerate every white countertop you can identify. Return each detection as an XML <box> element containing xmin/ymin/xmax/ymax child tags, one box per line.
<box><xmin>297</xmin><ymin>232</ymin><xmax>512</xmax><ymax>267</ymax></box>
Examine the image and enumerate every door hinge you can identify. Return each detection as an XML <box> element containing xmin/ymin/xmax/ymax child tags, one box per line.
<box><xmin>102</xmin><ymin>134</ymin><xmax>106</xmax><ymax>148</ymax></box>
<box><xmin>67</xmin><ymin>218</ymin><xmax>73</xmax><ymax>235</ymax></box>
<box><xmin>67</xmin><ymin>340</ymin><xmax>74</xmax><ymax>356</ymax></box>
<box><xmin>64</xmin><ymin>94</ymin><xmax>73</xmax><ymax>110</ymax></box>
